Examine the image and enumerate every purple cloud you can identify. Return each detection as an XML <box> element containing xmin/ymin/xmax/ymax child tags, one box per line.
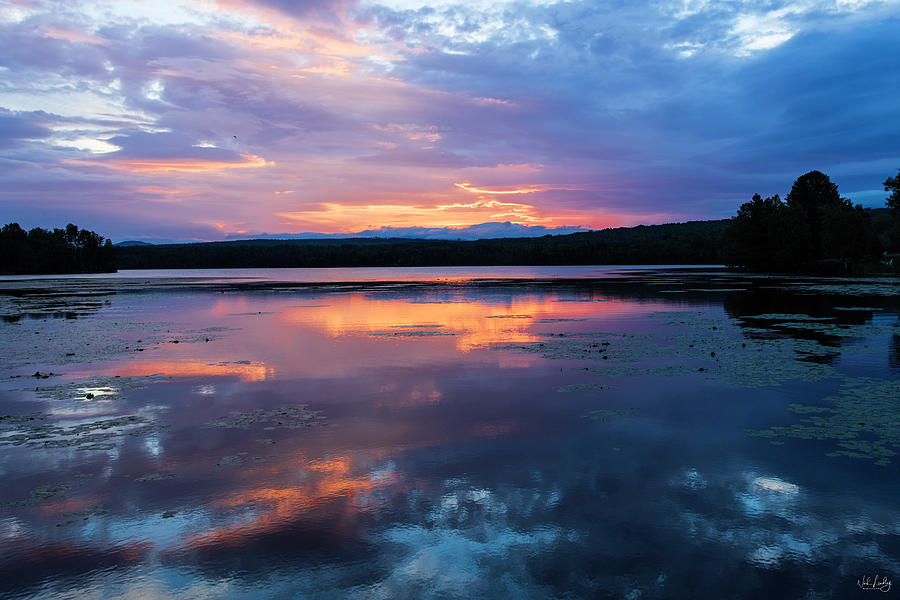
<box><xmin>0</xmin><ymin>0</ymin><xmax>897</xmax><ymax>242</ymax></box>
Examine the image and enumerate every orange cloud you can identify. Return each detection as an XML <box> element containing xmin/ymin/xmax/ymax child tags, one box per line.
<box><xmin>209</xmin><ymin>221</ymin><xmax>251</xmax><ymax>234</ymax></box>
<box><xmin>215</xmin><ymin>25</ymin><xmax>385</xmax><ymax>80</ymax></box>
<box><xmin>454</xmin><ymin>182</ymin><xmax>545</xmax><ymax>195</ymax></box>
<box><xmin>137</xmin><ymin>187</ymin><xmax>192</xmax><ymax>195</ymax></box>
<box><xmin>494</xmin><ymin>163</ymin><xmax>543</xmax><ymax>171</ymax></box>
<box><xmin>274</xmin><ymin>196</ymin><xmax>541</xmax><ymax>230</ymax></box>
<box><xmin>65</xmin><ymin>153</ymin><xmax>271</xmax><ymax>174</ymax></box>
<box><xmin>43</xmin><ymin>25</ymin><xmax>108</xmax><ymax>46</ymax></box>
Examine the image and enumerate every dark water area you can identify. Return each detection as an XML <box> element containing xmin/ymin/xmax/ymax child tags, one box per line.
<box><xmin>0</xmin><ymin>267</ymin><xmax>897</xmax><ymax>599</ymax></box>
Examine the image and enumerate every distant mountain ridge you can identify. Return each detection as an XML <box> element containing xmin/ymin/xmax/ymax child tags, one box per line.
<box><xmin>227</xmin><ymin>221</ymin><xmax>592</xmax><ymax>241</ymax></box>
<box><xmin>114</xmin><ymin>219</ymin><xmax>729</xmax><ymax>269</ymax></box>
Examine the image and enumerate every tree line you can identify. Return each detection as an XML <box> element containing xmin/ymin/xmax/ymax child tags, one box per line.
<box><xmin>0</xmin><ymin>223</ymin><xmax>116</xmax><ymax>275</ymax></box>
<box><xmin>4</xmin><ymin>168</ymin><xmax>897</xmax><ymax>275</ymax></box>
<box><xmin>114</xmin><ymin>220</ymin><xmax>727</xmax><ymax>269</ymax></box>
<box><xmin>723</xmin><ymin>169</ymin><xmax>899</xmax><ymax>272</ymax></box>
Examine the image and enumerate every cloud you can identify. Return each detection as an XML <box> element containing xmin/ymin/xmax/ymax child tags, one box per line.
<box><xmin>0</xmin><ymin>109</ymin><xmax>53</xmax><ymax>149</ymax></box>
<box><xmin>0</xmin><ymin>0</ymin><xmax>898</xmax><ymax>240</ymax></box>
<box><xmin>60</xmin><ymin>131</ymin><xmax>272</xmax><ymax>173</ymax></box>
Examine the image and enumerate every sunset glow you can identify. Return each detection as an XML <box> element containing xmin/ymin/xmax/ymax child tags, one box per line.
<box><xmin>1</xmin><ymin>0</ymin><xmax>897</xmax><ymax>241</ymax></box>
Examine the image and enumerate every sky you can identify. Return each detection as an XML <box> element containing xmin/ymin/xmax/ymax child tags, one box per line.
<box><xmin>0</xmin><ymin>0</ymin><xmax>898</xmax><ymax>242</ymax></box>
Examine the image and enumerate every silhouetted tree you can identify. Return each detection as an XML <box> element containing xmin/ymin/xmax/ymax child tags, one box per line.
<box><xmin>723</xmin><ymin>194</ymin><xmax>783</xmax><ymax>270</ymax></box>
<box><xmin>884</xmin><ymin>169</ymin><xmax>900</xmax><ymax>251</ymax></box>
<box><xmin>885</xmin><ymin>170</ymin><xmax>900</xmax><ymax>213</ymax></box>
<box><xmin>725</xmin><ymin>171</ymin><xmax>878</xmax><ymax>272</ymax></box>
<box><xmin>785</xmin><ymin>170</ymin><xmax>843</xmax><ymax>257</ymax></box>
<box><xmin>821</xmin><ymin>203</ymin><xmax>878</xmax><ymax>265</ymax></box>
<box><xmin>0</xmin><ymin>223</ymin><xmax>116</xmax><ymax>274</ymax></box>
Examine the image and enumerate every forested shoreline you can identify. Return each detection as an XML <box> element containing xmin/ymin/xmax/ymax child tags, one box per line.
<box><xmin>114</xmin><ymin>220</ymin><xmax>727</xmax><ymax>269</ymax></box>
<box><xmin>4</xmin><ymin>169</ymin><xmax>898</xmax><ymax>275</ymax></box>
<box><xmin>0</xmin><ymin>223</ymin><xmax>115</xmax><ymax>275</ymax></box>
<box><xmin>722</xmin><ymin>170</ymin><xmax>898</xmax><ymax>273</ymax></box>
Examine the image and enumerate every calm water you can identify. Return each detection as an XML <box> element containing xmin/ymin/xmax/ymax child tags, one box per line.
<box><xmin>0</xmin><ymin>267</ymin><xmax>897</xmax><ymax>599</ymax></box>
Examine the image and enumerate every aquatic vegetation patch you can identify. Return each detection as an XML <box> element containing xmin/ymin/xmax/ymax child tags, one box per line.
<box><xmin>203</xmin><ymin>405</ymin><xmax>326</xmax><ymax>429</ymax></box>
<box><xmin>557</xmin><ymin>383</ymin><xmax>608</xmax><ymax>392</ymax></box>
<box><xmin>215</xmin><ymin>452</ymin><xmax>273</xmax><ymax>466</ymax></box>
<box><xmin>537</xmin><ymin>318</ymin><xmax>587</xmax><ymax>323</ymax></box>
<box><xmin>586</xmin><ymin>364</ymin><xmax>691</xmax><ymax>378</ymax></box>
<box><xmin>496</xmin><ymin>312</ymin><xmax>844</xmax><ymax>388</ymax></box>
<box><xmin>765</xmin><ymin>321</ymin><xmax>896</xmax><ymax>339</ymax></box>
<box><xmin>742</xmin><ymin>314</ymin><xmax>835</xmax><ymax>322</ymax></box>
<box><xmin>746</xmin><ymin>378</ymin><xmax>900</xmax><ymax>466</ymax></box>
<box><xmin>776</xmin><ymin>281</ymin><xmax>900</xmax><ymax>296</ymax></box>
<box><xmin>587</xmin><ymin>408</ymin><xmax>636</xmax><ymax>421</ymax></box>
<box><xmin>0</xmin><ymin>312</ymin><xmax>232</xmax><ymax>370</ymax></box>
<box><xmin>55</xmin><ymin>505</ymin><xmax>109</xmax><ymax>527</ymax></box>
<box><xmin>22</xmin><ymin>375</ymin><xmax>168</xmax><ymax>403</ymax></box>
<box><xmin>217</xmin><ymin>452</ymin><xmax>250</xmax><ymax>466</ymax></box>
<box><xmin>368</xmin><ymin>331</ymin><xmax>455</xmax><ymax>337</ymax></box>
<box><xmin>0</xmin><ymin>287</ymin><xmax>114</xmax><ymax>321</ymax></box>
<box><xmin>1</xmin><ymin>482</ymin><xmax>75</xmax><ymax>508</ymax></box>
<box><xmin>135</xmin><ymin>472</ymin><xmax>177</xmax><ymax>482</ymax></box>
<box><xmin>0</xmin><ymin>413</ymin><xmax>169</xmax><ymax>451</ymax></box>
<box><xmin>0</xmin><ymin>317</ymin><xmax>172</xmax><ymax>369</ymax></box>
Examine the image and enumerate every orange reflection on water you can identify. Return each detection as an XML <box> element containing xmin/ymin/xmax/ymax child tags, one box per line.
<box><xmin>111</xmin><ymin>360</ymin><xmax>272</xmax><ymax>382</ymax></box>
<box><xmin>184</xmin><ymin>453</ymin><xmax>396</xmax><ymax>550</ymax></box>
<box><xmin>280</xmin><ymin>293</ymin><xmax>630</xmax><ymax>352</ymax></box>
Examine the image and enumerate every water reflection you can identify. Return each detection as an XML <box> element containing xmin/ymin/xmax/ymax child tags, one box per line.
<box><xmin>0</xmin><ymin>269</ymin><xmax>898</xmax><ymax>599</ymax></box>
<box><xmin>280</xmin><ymin>291</ymin><xmax>659</xmax><ymax>353</ymax></box>
<box><xmin>111</xmin><ymin>360</ymin><xmax>273</xmax><ymax>382</ymax></box>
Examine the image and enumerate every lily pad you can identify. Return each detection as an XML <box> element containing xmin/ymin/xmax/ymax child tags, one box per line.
<box><xmin>747</xmin><ymin>378</ymin><xmax>900</xmax><ymax>466</ymax></box>
<box><xmin>204</xmin><ymin>405</ymin><xmax>326</xmax><ymax>429</ymax></box>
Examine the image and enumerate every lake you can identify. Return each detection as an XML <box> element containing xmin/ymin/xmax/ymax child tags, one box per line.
<box><xmin>0</xmin><ymin>267</ymin><xmax>897</xmax><ymax>598</ymax></box>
